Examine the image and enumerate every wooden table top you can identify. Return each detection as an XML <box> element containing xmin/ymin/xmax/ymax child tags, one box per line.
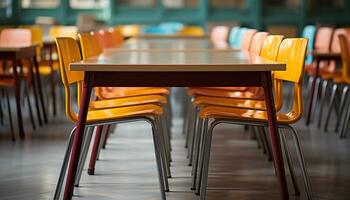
<box><xmin>0</xmin><ymin>44</ymin><xmax>38</xmax><ymax>52</ymax></box>
<box><xmin>120</xmin><ymin>38</ymin><xmax>235</xmax><ymax>51</ymax></box>
<box><xmin>70</xmin><ymin>49</ymin><xmax>285</xmax><ymax>72</ymax></box>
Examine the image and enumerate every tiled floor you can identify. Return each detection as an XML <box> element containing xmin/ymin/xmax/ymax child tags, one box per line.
<box><xmin>0</xmin><ymin>88</ymin><xmax>349</xmax><ymax>200</ymax></box>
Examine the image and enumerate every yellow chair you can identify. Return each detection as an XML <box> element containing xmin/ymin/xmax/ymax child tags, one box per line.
<box><xmin>49</xmin><ymin>25</ymin><xmax>78</xmax><ymax>39</ymax></box>
<box><xmin>178</xmin><ymin>26</ymin><xmax>205</xmax><ymax>36</ymax></box>
<box><xmin>196</xmin><ymin>38</ymin><xmax>313</xmax><ymax>200</ymax></box>
<box><xmin>115</xmin><ymin>25</ymin><xmax>141</xmax><ymax>38</ymax></box>
<box><xmin>53</xmin><ymin>37</ymin><xmax>169</xmax><ymax>200</ymax></box>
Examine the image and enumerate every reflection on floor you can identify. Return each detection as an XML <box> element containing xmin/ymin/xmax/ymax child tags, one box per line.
<box><xmin>0</xmin><ymin>89</ymin><xmax>349</xmax><ymax>200</ymax></box>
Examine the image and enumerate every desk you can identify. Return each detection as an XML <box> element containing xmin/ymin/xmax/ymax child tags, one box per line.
<box><xmin>63</xmin><ymin>48</ymin><xmax>289</xmax><ymax>200</ymax></box>
<box><xmin>305</xmin><ymin>50</ymin><xmax>341</xmax><ymax>125</ymax></box>
<box><xmin>0</xmin><ymin>45</ymin><xmax>47</xmax><ymax>138</ymax></box>
<box><xmin>120</xmin><ymin>38</ymin><xmax>235</xmax><ymax>51</ymax></box>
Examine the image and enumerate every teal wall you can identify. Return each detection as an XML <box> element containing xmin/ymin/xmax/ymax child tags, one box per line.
<box><xmin>1</xmin><ymin>0</ymin><xmax>350</xmax><ymax>33</ymax></box>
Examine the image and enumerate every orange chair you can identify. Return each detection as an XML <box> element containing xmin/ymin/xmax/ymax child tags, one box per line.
<box><xmin>241</xmin><ymin>29</ymin><xmax>257</xmax><ymax>51</ymax></box>
<box><xmin>110</xmin><ymin>27</ymin><xmax>124</xmax><ymax>46</ymax></box>
<box><xmin>54</xmin><ymin>37</ymin><xmax>169</xmax><ymax>200</ymax></box>
<box><xmin>249</xmin><ymin>32</ymin><xmax>269</xmax><ymax>55</ymax></box>
<box><xmin>178</xmin><ymin>26</ymin><xmax>205</xmax><ymax>36</ymax></box>
<box><xmin>323</xmin><ymin>34</ymin><xmax>350</xmax><ymax>136</ymax></box>
<box><xmin>196</xmin><ymin>38</ymin><xmax>313</xmax><ymax>200</ymax></box>
<box><xmin>95</xmin><ymin>29</ymin><xmax>118</xmax><ymax>49</ymax></box>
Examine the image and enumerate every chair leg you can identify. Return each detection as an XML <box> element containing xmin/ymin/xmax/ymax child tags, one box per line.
<box><xmin>324</xmin><ymin>84</ymin><xmax>338</xmax><ymax>132</ymax></box>
<box><xmin>199</xmin><ymin>119</ymin><xmax>215</xmax><ymax>200</ymax></box>
<box><xmin>259</xmin><ymin>127</ymin><xmax>273</xmax><ymax>161</ymax></box>
<box><xmin>5</xmin><ymin>89</ymin><xmax>15</xmax><ymax>141</ymax></box>
<box><xmin>280</xmin><ymin>130</ymin><xmax>300</xmax><ymax>196</ymax></box>
<box><xmin>310</xmin><ymin>77</ymin><xmax>321</xmax><ymax>123</ymax></box>
<box><xmin>317</xmin><ymin>79</ymin><xmax>329</xmax><ymax>128</ymax></box>
<box><xmin>191</xmin><ymin>117</ymin><xmax>204</xmax><ymax>190</ymax></box>
<box><xmin>75</xmin><ymin>127</ymin><xmax>94</xmax><ymax>187</ymax></box>
<box><xmin>152</xmin><ymin>118</ymin><xmax>167</xmax><ymax>199</ymax></box>
<box><xmin>0</xmin><ymin>89</ymin><xmax>4</xmax><ymax>125</ymax></box>
<box><xmin>155</xmin><ymin>117</ymin><xmax>170</xmax><ymax>192</ymax></box>
<box><xmin>24</xmin><ymin>83</ymin><xmax>36</xmax><ymax>130</ymax></box>
<box><xmin>195</xmin><ymin>119</ymin><xmax>209</xmax><ymax>195</ymax></box>
<box><xmin>340</xmin><ymin>98</ymin><xmax>350</xmax><ymax>138</ymax></box>
<box><xmin>54</xmin><ymin>127</ymin><xmax>76</xmax><ymax>200</ymax></box>
<box><xmin>188</xmin><ymin>107</ymin><xmax>198</xmax><ymax>166</ymax></box>
<box><xmin>287</xmin><ymin>125</ymin><xmax>313</xmax><ymax>200</ymax></box>
<box><xmin>335</xmin><ymin>86</ymin><xmax>349</xmax><ymax>133</ymax></box>
<box><xmin>102</xmin><ymin>125</ymin><xmax>112</xmax><ymax>149</ymax></box>
<box><xmin>88</xmin><ymin>125</ymin><xmax>104</xmax><ymax>175</ymax></box>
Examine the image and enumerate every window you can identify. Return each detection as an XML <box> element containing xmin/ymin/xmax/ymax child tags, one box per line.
<box><xmin>163</xmin><ymin>0</ymin><xmax>199</xmax><ymax>8</ymax></box>
<box><xmin>308</xmin><ymin>0</ymin><xmax>344</xmax><ymax>8</ymax></box>
<box><xmin>117</xmin><ymin>0</ymin><xmax>156</xmax><ymax>7</ymax></box>
<box><xmin>210</xmin><ymin>0</ymin><xmax>247</xmax><ymax>9</ymax></box>
<box><xmin>21</xmin><ymin>0</ymin><xmax>59</xmax><ymax>8</ymax></box>
<box><xmin>70</xmin><ymin>0</ymin><xmax>107</xmax><ymax>9</ymax></box>
<box><xmin>0</xmin><ymin>0</ymin><xmax>8</xmax><ymax>8</ymax></box>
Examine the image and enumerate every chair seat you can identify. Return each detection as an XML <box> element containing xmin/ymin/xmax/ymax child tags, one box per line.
<box><xmin>0</xmin><ymin>77</ymin><xmax>15</xmax><ymax>87</ymax></box>
<box><xmin>193</xmin><ymin>96</ymin><xmax>266</xmax><ymax>110</ymax></box>
<box><xmin>188</xmin><ymin>87</ymin><xmax>264</xmax><ymax>100</ymax></box>
<box><xmin>97</xmin><ymin>87</ymin><xmax>169</xmax><ymax>99</ymax></box>
<box><xmin>199</xmin><ymin>106</ymin><xmax>300</xmax><ymax>124</ymax></box>
<box><xmin>80</xmin><ymin>104</ymin><xmax>163</xmax><ymax>123</ymax></box>
<box><xmin>90</xmin><ymin>95</ymin><xmax>167</xmax><ymax>110</ymax></box>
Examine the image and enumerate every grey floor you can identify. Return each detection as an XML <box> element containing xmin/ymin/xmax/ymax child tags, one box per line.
<box><xmin>0</xmin><ymin>88</ymin><xmax>349</xmax><ymax>200</ymax></box>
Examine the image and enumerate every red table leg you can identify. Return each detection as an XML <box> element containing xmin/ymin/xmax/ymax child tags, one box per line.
<box><xmin>88</xmin><ymin>125</ymin><xmax>103</xmax><ymax>175</ymax></box>
<box><xmin>13</xmin><ymin>58</ymin><xmax>25</xmax><ymax>139</ymax></box>
<box><xmin>63</xmin><ymin>73</ymin><xmax>93</xmax><ymax>200</ymax></box>
<box><xmin>263</xmin><ymin>72</ymin><xmax>289</xmax><ymax>200</ymax></box>
<box><xmin>305</xmin><ymin>59</ymin><xmax>320</xmax><ymax>125</ymax></box>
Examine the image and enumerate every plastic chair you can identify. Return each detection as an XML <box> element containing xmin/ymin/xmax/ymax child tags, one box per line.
<box><xmin>95</xmin><ymin>30</ymin><xmax>118</xmax><ymax>49</ymax></box>
<box><xmin>54</xmin><ymin>37</ymin><xmax>169</xmax><ymax>200</ymax></box>
<box><xmin>49</xmin><ymin>26</ymin><xmax>78</xmax><ymax>40</ymax></box>
<box><xmin>302</xmin><ymin>25</ymin><xmax>316</xmax><ymax>65</ymax></box>
<box><xmin>196</xmin><ymin>38</ymin><xmax>313</xmax><ymax>200</ymax></box>
<box><xmin>323</xmin><ymin>34</ymin><xmax>350</xmax><ymax>137</ymax></box>
<box><xmin>231</xmin><ymin>27</ymin><xmax>248</xmax><ymax>48</ymax></box>
<box><xmin>115</xmin><ymin>25</ymin><xmax>141</xmax><ymax>38</ymax></box>
<box><xmin>210</xmin><ymin>26</ymin><xmax>229</xmax><ymax>44</ymax></box>
<box><xmin>0</xmin><ymin>28</ymin><xmax>31</xmax><ymax>47</ymax></box>
<box><xmin>228</xmin><ymin>26</ymin><xmax>241</xmax><ymax>46</ymax></box>
<box><xmin>110</xmin><ymin>27</ymin><xmax>124</xmax><ymax>46</ymax></box>
<box><xmin>241</xmin><ymin>29</ymin><xmax>257</xmax><ymax>51</ymax></box>
<box><xmin>178</xmin><ymin>26</ymin><xmax>205</xmax><ymax>36</ymax></box>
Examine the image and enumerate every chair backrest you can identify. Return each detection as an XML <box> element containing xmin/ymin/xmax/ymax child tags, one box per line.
<box><xmin>115</xmin><ymin>25</ymin><xmax>141</xmax><ymax>37</ymax></box>
<box><xmin>302</xmin><ymin>25</ymin><xmax>316</xmax><ymax>65</ymax></box>
<box><xmin>231</xmin><ymin>27</ymin><xmax>248</xmax><ymax>48</ymax></box>
<box><xmin>260</xmin><ymin>35</ymin><xmax>284</xmax><ymax>61</ymax></box>
<box><xmin>19</xmin><ymin>25</ymin><xmax>43</xmax><ymax>56</ymax></box>
<box><xmin>55</xmin><ymin>37</ymin><xmax>84</xmax><ymax>122</ymax></box>
<box><xmin>95</xmin><ymin>30</ymin><xmax>118</xmax><ymax>49</ymax></box>
<box><xmin>110</xmin><ymin>28</ymin><xmax>124</xmax><ymax>46</ymax></box>
<box><xmin>275</xmin><ymin>38</ymin><xmax>308</xmax><ymax>123</ymax></box>
<box><xmin>241</xmin><ymin>29</ymin><xmax>257</xmax><ymax>51</ymax></box>
<box><xmin>249</xmin><ymin>32</ymin><xmax>268</xmax><ymax>55</ymax></box>
<box><xmin>50</xmin><ymin>26</ymin><xmax>78</xmax><ymax>40</ymax></box>
<box><xmin>0</xmin><ymin>28</ymin><xmax>32</xmax><ymax>47</ymax></box>
<box><xmin>331</xmin><ymin>28</ymin><xmax>350</xmax><ymax>53</ymax></box>
<box><xmin>210</xmin><ymin>26</ymin><xmax>229</xmax><ymax>43</ymax></box>
<box><xmin>229</xmin><ymin>26</ymin><xmax>240</xmax><ymax>46</ymax></box>
<box><xmin>178</xmin><ymin>26</ymin><xmax>205</xmax><ymax>36</ymax></box>
<box><xmin>338</xmin><ymin>34</ymin><xmax>350</xmax><ymax>83</ymax></box>
<box><xmin>79</xmin><ymin>32</ymin><xmax>102</xmax><ymax>59</ymax></box>
<box><xmin>314</xmin><ymin>26</ymin><xmax>334</xmax><ymax>51</ymax></box>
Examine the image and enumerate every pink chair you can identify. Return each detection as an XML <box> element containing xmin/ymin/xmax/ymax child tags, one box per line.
<box><xmin>210</xmin><ymin>26</ymin><xmax>229</xmax><ymax>47</ymax></box>
<box><xmin>249</xmin><ymin>32</ymin><xmax>269</xmax><ymax>55</ymax></box>
<box><xmin>241</xmin><ymin>29</ymin><xmax>257</xmax><ymax>51</ymax></box>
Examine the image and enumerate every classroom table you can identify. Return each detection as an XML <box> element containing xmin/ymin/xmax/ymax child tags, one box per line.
<box><xmin>0</xmin><ymin>44</ymin><xmax>47</xmax><ymax>138</ymax></box>
<box><xmin>305</xmin><ymin>50</ymin><xmax>341</xmax><ymax>125</ymax></box>
<box><xmin>120</xmin><ymin>38</ymin><xmax>236</xmax><ymax>50</ymax></box>
<box><xmin>63</xmin><ymin>47</ymin><xmax>289</xmax><ymax>200</ymax></box>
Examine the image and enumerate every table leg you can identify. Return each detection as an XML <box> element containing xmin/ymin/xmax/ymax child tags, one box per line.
<box><xmin>63</xmin><ymin>73</ymin><xmax>92</xmax><ymax>200</ymax></box>
<box><xmin>13</xmin><ymin>58</ymin><xmax>25</xmax><ymax>139</ymax></box>
<box><xmin>33</xmin><ymin>56</ymin><xmax>48</xmax><ymax>124</ymax></box>
<box><xmin>49</xmin><ymin>46</ymin><xmax>57</xmax><ymax>116</ymax></box>
<box><xmin>30</xmin><ymin>61</ymin><xmax>43</xmax><ymax>126</ymax></box>
<box><xmin>305</xmin><ymin>60</ymin><xmax>320</xmax><ymax>125</ymax></box>
<box><xmin>263</xmin><ymin>72</ymin><xmax>289</xmax><ymax>200</ymax></box>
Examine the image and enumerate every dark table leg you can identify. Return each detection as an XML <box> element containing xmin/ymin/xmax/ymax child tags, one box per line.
<box><xmin>49</xmin><ymin>46</ymin><xmax>57</xmax><ymax>116</ymax></box>
<box><xmin>13</xmin><ymin>58</ymin><xmax>25</xmax><ymax>139</ymax></box>
<box><xmin>33</xmin><ymin>56</ymin><xmax>48</xmax><ymax>124</ymax></box>
<box><xmin>263</xmin><ymin>72</ymin><xmax>289</xmax><ymax>200</ymax></box>
<box><xmin>30</xmin><ymin>60</ymin><xmax>43</xmax><ymax>126</ymax></box>
<box><xmin>63</xmin><ymin>73</ymin><xmax>92</xmax><ymax>200</ymax></box>
<box><xmin>305</xmin><ymin>60</ymin><xmax>320</xmax><ymax>125</ymax></box>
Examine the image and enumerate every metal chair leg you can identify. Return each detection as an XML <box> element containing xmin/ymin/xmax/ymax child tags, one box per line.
<box><xmin>152</xmin><ymin>118</ymin><xmax>167</xmax><ymax>200</ymax></box>
<box><xmin>75</xmin><ymin>127</ymin><xmax>94</xmax><ymax>187</ymax></box>
<box><xmin>5</xmin><ymin>89</ymin><xmax>15</xmax><ymax>141</ymax></box>
<box><xmin>317</xmin><ymin>79</ymin><xmax>329</xmax><ymax>128</ymax></box>
<box><xmin>87</xmin><ymin>126</ymin><xmax>103</xmax><ymax>175</ymax></box>
<box><xmin>310</xmin><ymin>77</ymin><xmax>321</xmax><ymax>123</ymax></box>
<box><xmin>54</xmin><ymin>127</ymin><xmax>76</xmax><ymax>200</ymax></box>
<box><xmin>24</xmin><ymin>83</ymin><xmax>36</xmax><ymax>130</ymax></box>
<box><xmin>324</xmin><ymin>84</ymin><xmax>338</xmax><ymax>132</ymax></box>
<box><xmin>287</xmin><ymin>125</ymin><xmax>313</xmax><ymax>200</ymax></box>
<box><xmin>335</xmin><ymin>86</ymin><xmax>349</xmax><ymax>133</ymax></box>
<box><xmin>259</xmin><ymin>127</ymin><xmax>273</xmax><ymax>161</ymax></box>
<box><xmin>191</xmin><ymin>117</ymin><xmax>204</xmax><ymax>190</ymax></box>
<box><xmin>155</xmin><ymin>117</ymin><xmax>170</xmax><ymax>191</ymax></box>
<box><xmin>280</xmin><ymin>131</ymin><xmax>300</xmax><ymax>196</ymax></box>
<box><xmin>340</xmin><ymin>98</ymin><xmax>350</xmax><ymax>138</ymax></box>
<box><xmin>195</xmin><ymin>119</ymin><xmax>209</xmax><ymax>195</ymax></box>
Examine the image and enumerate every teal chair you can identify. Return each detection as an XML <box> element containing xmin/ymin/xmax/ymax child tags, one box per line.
<box><xmin>228</xmin><ymin>26</ymin><xmax>240</xmax><ymax>46</ymax></box>
<box><xmin>231</xmin><ymin>27</ymin><xmax>248</xmax><ymax>49</ymax></box>
<box><xmin>302</xmin><ymin>25</ymin><xmax>317</xmax><ymax>65</ymax></box>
